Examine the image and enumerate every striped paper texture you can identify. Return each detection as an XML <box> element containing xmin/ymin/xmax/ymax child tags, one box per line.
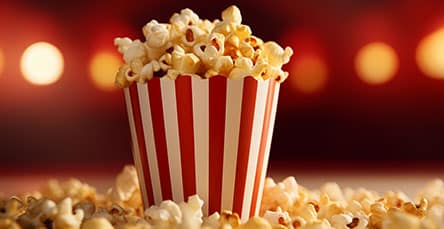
<box><xmin>124</xmin><ymin>75</ymin><xmax>280</xmax><ymax>221</ymax></box>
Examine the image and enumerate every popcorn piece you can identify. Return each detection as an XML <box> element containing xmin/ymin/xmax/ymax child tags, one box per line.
<box><xmin>17</xmin><ymin>198</ymin><xmax>57</xmax><ymax>228</ymax></box>
<box><xmin>260</xmin><ymin>42</ymin><xmax>293</xmax><ymax>67</ymax></box>
<box><xmin>114</xmin><ymin>38</ymin><xmax>147</xmax><ymax>64</ymax></box>
<box><xmin>202</xmin><ymin>212</ymin><xmax>220</xmax><ymax>229</ymax></box>
<box><xmin>172</xmin><ymin>49</ymin><xmax>201</xmax><ymax>74</ymax></box>
<box><xmin>330</xmin><ymin>213</ymin><xmax>352</xmax><ymax>229</ymax></box>
<box><xmin>143</xmin><ymin>20</ymin><xmax>170</xmax><ymax>48</ymax></box>
<box><xmin>81</xmin><ymin>217</ymin><xmax>113</xmax><ymax>229</ymax></box>
<box><xmin>54</xmin><ymin>198</ymin><xmax>84</xmax><ymax>229</ymax></box>
<box><xmin>178</xmin><ymin>195</ymin><xmax>204</xmax><ymax>229</ymax></box>
<box><xmin>170</xmin><ymin>8</ymin><xmax>200</xmax><ymax>32</ymax></box>
<box><xmin>262</xmin><ymin>207</ymin><xmax>291</xmax><ymax>227</ymax></box>
<box><xmin>0</xmin><ymin>197</ymin><xmax>24</xmax><ymax>218</ymax></box>
<box><xmin>144</xmin><ymin>200</ymin><xmax>181</xmax><ymax>227</ymax></box>
<box><xmin>320</xmin><ymin>182</ymin><xmax>344</xmax><ymax>202</ymax></box>
<box><xmin>221</xmin><ymin>5</ymin><xmax>242</xmax><ymax>25</ymax></box>
<box><xmin>219</xmin><ymin>210</ymin><xmax>241</xmax><ymax>227</ymax></box>
<box><xmin>382</xmin><ymin>208</ymin><xmax>421</xmax><ymax>229</ymax></box>
<box><xmin>239</xmin><ymin>216</ymin><xmax>272</xmax><ymax>229</ymax></box>
<box><xmin>139</xmin><ymin>60</ymin><xmax>161</xmax><ymax>82</ymax></box>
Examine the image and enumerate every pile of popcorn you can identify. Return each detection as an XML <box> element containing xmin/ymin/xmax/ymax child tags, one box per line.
<box><xmin>2</xmin><ymin>166</ymin><xmax>444</xmax><ymax>229</ymax></box>
<box><xmin>114</xmin><ymin>5</ymin><xmax>293</xmax><ymax>87</ymax></box>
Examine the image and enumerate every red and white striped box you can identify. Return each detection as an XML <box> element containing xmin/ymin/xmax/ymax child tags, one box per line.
<box><xmin>123</xmin><ymin>75</ymin><xmax>280</xmax><ymax>221</ymax></box>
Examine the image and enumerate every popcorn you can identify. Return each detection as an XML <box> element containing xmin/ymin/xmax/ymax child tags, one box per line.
<box><xmin>81</xmin><ymin>217</ymin><xmax>113</xmax><ymax>229</ymax></box>
<box><xmin>178</xmin><ymin>195</ymin><xmax>204</xmax><ymax>229</ymax></box>
<box><xmin>54</xmin><ymin>198</ymin><xmax>84</xmax><ymax>229</ymax></box>
<box><xmin>6</xmin><ymin>166</ymin><xmax>444</xmax><ymax>229</ymax></box>
<box><xmin>17</xmin><ymin>197</ymin><xmax>57</xmax><ymax>228</ymax></box>
<box><xmin>239</xmin><ymin>216</ymin><xmax>271</xmax><ymax>229</ymax></box>
<box><xmin>262</xmin><ymin>207</ymin><xmax>291</xmax><ymax>227</ymax></box>
<box><xmin>143</xmin><ymin>20</ymin><xmax>170</xmax><ymax>48</ymax></box>
<box><xmin>114</xmin><ymin>5</ymin><xmax>294</xmax><ymax>88</ymax></box>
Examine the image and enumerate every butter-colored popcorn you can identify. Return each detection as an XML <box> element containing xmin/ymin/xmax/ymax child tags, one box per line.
<box><xmin>221</xmin><ymin>5</ymin><xmax>242</xmax><ymax>25</ymax></box>
<box><xmin>262</xmin><ymin>207</ymin><xmax>291</xmax><ymax>228</ymax></box>
<box><xmin>219</xmin><ymin>210</ymin><xmax>241</xmax><ymax>228</ymax></box>
<box><xmin>159</xmin><ymin>53</ymin><xmax>172</xmax><ymax>71</ymax></box>
<box><xmin>0</xmin><ymin>197</ymin><xmax>24</xmax><ymax>219</ymax></box>
<box><xmin>144</xmin><ymin>200</ymin><xmax>182</xmax><ymax>227</ymax></box>
<box><xmin>202</xmin><ymin>212</ymin><xmax>220</xmax><ymax>229</ymax></box>
<box><xmin>172</xmin><ymin>48</ymin><xmax>201</xmax><ymax>74</ymax></box>
<box><xmin>382</xmin><ymin>208</ymin><xmax>421</xmax><ymax>229</ymax></box>
<box><xmin>320</xmin><ymin>183</ymin><xmax>344</xmax><ymax>203</ymax></box>
<box><xmin>139</xmin><ymin>60</ymin><xmax>161</xmax><ymax>82</ymax></box>
<box><xmin>170</xmin><ymin>8</ymin><xmax>200</xmax><ymax>32</ymax></box>
<box><xmin>181</xmin><ymin>26</ymin><xmax>206</xmax><ymax>47</ymax></box>
<box><xmin>330</xmin><ymin>213</ymin><xmax>352</xmax><ymax>229</ymax></box>
<box><xmin>239</xmin><ymin>216</ymin><xmax>272</xmax><ymax>229</ymax></box>
<box><xmin>259</xmin><ymin>42</ymin><xmax>293</xmax><ymax>67</ymax></box>
<box><xmin>54</xmin><ymin>198</ymin><xmax>84</xmax><ymax>229</ymax></box>
<box><xmin>114</xmin><ymin>38</ymin><xmax>147</xmax><ymax>64</ymax></box>
<box><xmin>418</xmin><ymin>179</ymin><xmax>444</xmax><ymax>206</ymax></box>
<box><xmin>368</xmin><ymin>202</ymin><xmax>386</xmax><ymax>229</ymax></box>
<box><xmin>81</xmin><ymin>217</ymin><xmax>113</xmax><ymax>229</ymax></box>
<box><xmin>301</xmin><ymin>219</ymin><xmax>331</xmax><ymax>229</ymax></box>
<box><xmin>421</xmin><ymin>205</ymin><xmax>444</xmax><ymax>228</ymax></box>
<box><xmin>109</xmin><ymin>165</ymin><xmax>141</xmax><ymax>209</ymax></box>
<box><xmin>178</xmin><ymin>195</ymin><xmax>204</xmax><ymax>229</ymax></box>
<box><xmin>143</xmin><ymin>20</ymin><xmax>170</xmax><ymax>48</ymax></box>
<box><xmin>17</xmin><ymin>198</ymin><xmax>57</xmax><ymax>228</ymax></box>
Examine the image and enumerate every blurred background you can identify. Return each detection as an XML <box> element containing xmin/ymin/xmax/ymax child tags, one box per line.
<box><xmin>1</xmin><ymin>0</ymin><xmax>444</xmax><ymax>172</ymax></box>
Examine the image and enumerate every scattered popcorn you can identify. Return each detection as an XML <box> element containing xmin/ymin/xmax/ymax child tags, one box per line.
<box><xmin>114</xmin><ymin>5</ymin><xmax>294</xmax><ymax>87</ymax></box>
<box><xmin>3</xmin><ymin>166</ymin><xmax>444</xmax><ymax>229</ymax></box>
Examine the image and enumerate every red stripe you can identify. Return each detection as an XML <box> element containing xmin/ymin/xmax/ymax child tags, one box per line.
<box><xmin>233</xmin><ymin>77</ymin><xmax>258</xmax><ymax>215</ymax></box>
<box><xmin>208</xmin><ymin>76</ymin><xmax>227</xmax><ymax>214</ymax></box>
<box><xmin>147</xmin><ymin>78</ymin><xmax>173</xmax><ymax>200</ymax></box>
<box><xmin>249</xmin><ymin>80</ymin><xmax>277</xmax><ymax>217</ymax></box>
<box><xmin>175</xmin><ymin>76</ymin><xmax>197</xmax><ymax>200</ymax></box>
<box><xmin>129</xmin><ymin>84</ymin><xmax>154</xmax><ymax>206</ymax></box>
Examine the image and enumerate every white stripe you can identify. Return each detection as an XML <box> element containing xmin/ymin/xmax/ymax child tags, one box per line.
<box><xmin>192</xmin><ymin>78</ymin><xmax>209</xmax><ymax>215</ymax></box>
<box><xmin>137</xmin><ymin>83</ymin><xmax>163</xmax><ymax>204</ymax></box>
<box><xmin>160</xmin><ymin>78</ymin><xmax>184</xmax><ymax>202</ymax></box>
<box><xmin>221</xmin><ymin>78</ymin><xmax>244</xmax><ymax>212</ymax></box>
<box><xmin>254</xmin><ymin>81</ymin><xmax>280</xmax><ymax>215</ymax></box>
<box><xmin>241</xmin><ymin>80</ymin><xmax>269</xmax><ymax>221</ymax></box>
<box><xmin>124</xmin><ymin>87</ymin><xmax>149</xmax><ymax>207</ymax></box>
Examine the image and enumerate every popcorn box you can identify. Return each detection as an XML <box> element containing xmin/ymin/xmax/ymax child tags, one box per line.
<box><xmin>123</xmin><ymin>75</ymin><xmax>280</xmax><ymax>221</ymax></box>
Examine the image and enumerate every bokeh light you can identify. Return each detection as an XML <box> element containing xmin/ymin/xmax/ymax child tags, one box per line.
<box><xmin>416</xmin><ymin>27</ymin><xmax>444</xmax><ymax>80</ymax></box>
<box><xmin>20</xmin><ymin>42</ymin><xmax>64</xmax><ymax>85</ymax></box>
<box><xmin>355</xmin><ymin>42</ymin><xmax>399</xmax><ymax>85</ymax></box>
<box><xmin>290</xmin><ymin>55</ymin><xmax>328</xmax><ymax>94</ymax></box>
<box><xmin>0</xmin><ymin>48</ymin><xmax>4</xmax><ymax>77</ymax></box>
<box><xmin>89</xmin><ymin>51</ymin><xmax>122</xmax><ymax>91</ymax></box>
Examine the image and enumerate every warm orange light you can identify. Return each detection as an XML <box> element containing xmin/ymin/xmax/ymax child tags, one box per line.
<box><xmin>290</xmin><ymin>55</ymin><xmax>328</xmax><ymax>94</ymax></box>
<box><xmin>355</xmin><ymin>42</ymin><xmax>399</xmax><ymax>85</ymax></box>
<box><xmin>20</xmin><ymin>42</ymin><xmax>64</xmax><ymax>85</ymax></box>
<box><xmin>416</xmin><ymin>27</ymin><xmax>444</xmax><ymax>80</ymax></box>
<box><xmin>89</xmin><ymin>51</ymin><xmax>122</xmax><ymax>91</ymax></box>
<box><xmin>0</xmin><ymin>48</ymin><xmax>4</xmax><ymax>77</ymax></box>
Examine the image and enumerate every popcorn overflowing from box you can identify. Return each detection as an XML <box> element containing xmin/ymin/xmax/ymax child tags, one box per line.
<box><xmin>2</xmin><ymin>165</ymin><xmax>444</xmax><ymax>229</ymax></box>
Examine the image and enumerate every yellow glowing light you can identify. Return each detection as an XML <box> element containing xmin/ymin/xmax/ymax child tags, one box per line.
<box><xmin>89</xmin><ymin>51</ymin><xmax>122</xmax><ymax>91</ymax></box>
<box><xmin>416</xmin><ymin>28</ymin><xmax>444</xmax><ymax>79</ymax></box>
<box><xmin>0</xmin><ymin>48</ymin><xmax>4</xmax><ymax>77</ymax></box>
<box><xmin>290</xmin><ymin>55</ymin><xmax>328</xmax><ymax>94</ymax></box>
<box><xmin>20</xmin><ymin>42</ymin><xmax>64</xmax><ymax>85</ymax></box>
<box><xmin>355</xmin><ymin>42</ymin><xmax>399</xmax><ymax>85</ymax></box>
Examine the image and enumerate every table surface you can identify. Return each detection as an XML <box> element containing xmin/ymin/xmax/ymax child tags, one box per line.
<box><xmin>1</xmin><ymin>161</ymin><xmax>443</xmax><ymax>199</ymax></box>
